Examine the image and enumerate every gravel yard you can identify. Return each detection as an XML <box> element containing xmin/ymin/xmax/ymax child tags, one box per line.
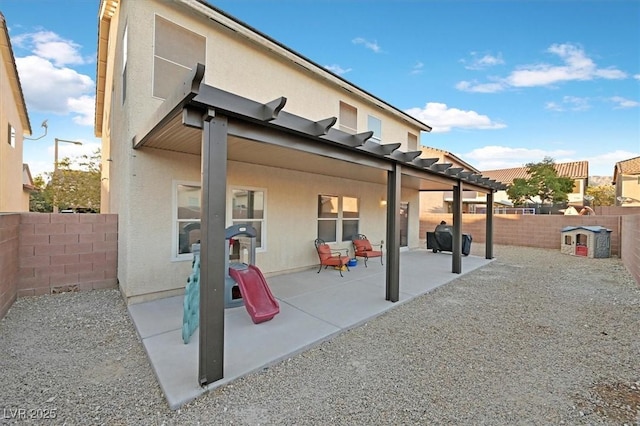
<box><xmin>1</xmin><ymin>245</ymin><xmax>638</xmax><ymax>425</ymax></box>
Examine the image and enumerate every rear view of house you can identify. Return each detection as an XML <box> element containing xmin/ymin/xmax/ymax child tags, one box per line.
<box><xmin>95</xmin><ymin>0</ymin><xmax>501</xmax><ymax>306</ymax></box>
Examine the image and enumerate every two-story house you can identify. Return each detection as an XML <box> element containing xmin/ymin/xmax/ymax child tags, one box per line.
<box><xmin>95</xmin><ymin>0</ymin><xmax>504</xmax><ymax>385</ymax></box>
<box><xmin>0</xmin><ymin>12</ymin><xmax>33</xmax><ymax>212</ymax></box>
<box><xmin>96</xmin><ymin>0</ymin><xmax>502</xmax><ymax>305</ymax></box>
<box><xmin>613</xmin><ymin>156</ymin><xmax>640</xmax><ymax>206</ymax></box>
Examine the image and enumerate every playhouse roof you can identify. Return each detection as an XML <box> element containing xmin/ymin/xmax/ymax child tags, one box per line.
<box><xmin>561</xmin><ymin>225</ymin><xmax>611</xmax><ymax>233</ymax></box>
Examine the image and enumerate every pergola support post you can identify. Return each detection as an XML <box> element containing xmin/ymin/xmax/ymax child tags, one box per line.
<box><xmin>385</xmin><ymin>163</ymin><xmax>401</xmax><ymax>302</ymax></box>
<box><xmin>485</xmin><ymin>191</ymin><xmax>494</xmax><ymax>259</ymax></box>
<box><xmin>198</xmin><ymin>111</ymin><xmax>228</xmax><ymax>386</ymax></box>
<box><xmin>452</xmin><ymin>183</ymin><xmax>462</xmax><ymax>274</ymax></box>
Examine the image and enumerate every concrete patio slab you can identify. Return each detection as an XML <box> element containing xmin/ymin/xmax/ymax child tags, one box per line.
<box><xmin>128</xmin><ymin>249</ymin><xmax>493</xmax><ymax>409</ymax></box>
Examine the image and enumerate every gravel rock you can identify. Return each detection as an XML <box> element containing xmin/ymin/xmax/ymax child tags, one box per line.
<box><xmin>1</xmin><ymin>245</ymin><xmax>638</xmax><ymax>425</ymax></box>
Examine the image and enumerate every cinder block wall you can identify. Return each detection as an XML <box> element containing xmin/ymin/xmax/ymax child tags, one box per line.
<box><xmin>18</xmin><ymin>214</ymin><xmax>118</xmax><ymax>296</ymax></box>
<box><xmin>0</xmin><ymin>214</ymin><xmax>20</xmax><ymax>319</ymax></box>
<box><xmin>621</xmin><ymin>214</ymin><xmax>640</xmax><ymax>285</ymax></box>
<box><xmin>420</xmin><ymin>214</ymin><xmax>621</xmax><ymax>256</ymax></box>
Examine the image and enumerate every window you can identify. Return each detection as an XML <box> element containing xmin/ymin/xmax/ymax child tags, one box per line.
<box><xmin>367</xmin><ymin>115</ymin><xmax>382</xmax><ymax>143</ymax></box>
<box><xmin>174</xmin><ymin>182</ymin><xmax>201</xmax><ymax>259</ymax></box>
<box><xmin>154</xmin><ymin>15</ymin><xmax>206</xmax><ymax>99</ymax></box>
<box><xmin>317</xmin><ymin>195</ymin><xmax>359</xmax><ymax>242</ymax></box>
<box><xmin>230</xmin><ymin>188</ymin><xmax>265</xmax><ymax>249</ymax></box>
<box><xmin>122</xmin><ymin>24</ymin><xmax>128</xmax><ymax>103</ymax></box>
<box><xmin>407</xmin><ymin>132</ymin><xmax>418</xmax><ymax>151</ymax></box>
<box><xmin>339</xmin><ymin>101</ymin><xmax>357</xmax><ymax>134</ymax></box>
<box><xmin>8</xmin><ymin>124</ymin><xmax>16</xmax><ymax>148</ymax></box>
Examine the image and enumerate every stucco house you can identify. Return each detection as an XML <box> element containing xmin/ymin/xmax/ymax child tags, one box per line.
<box><xmin>418</xmin><ymin>147</ymin><xmax>489</xmax><ymax>215</ymax></box>
<box><xmin>0</xmin><ymin>12</ymin><xmax>33</xmax><ymax>212</ymax></box>
<box><xmin>469</xmin><ymin>161</ymin><xmax>590</xmax><ymax>213</ymax></box>
<box><xmin>613</xmin><ymin>156</ymin><xmax>640</xmax><ymax>206</ymax></box>
<box><xmin>95</xmin><ymin>0</ymin><xmax>504</xmax><ymax>383</ymax></box>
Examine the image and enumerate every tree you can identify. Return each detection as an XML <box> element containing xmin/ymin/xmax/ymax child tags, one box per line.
<box><xmin>506</xmin><ymin>157</ymin><xmax>575</xmax><ymax>208</ymax></box>
<box><xmin>29</xmin><ymin>175</ymin><xmax>53</xmax><ymax>212</ymax></box>
<box><xmin>30</xmin><ymin>149</ymin><xmax>102</xmax><ymax>212</ymax></box>
<box><xmin>585</xmin><ymin>184</ymin><xmax>615</xmax><ymax>207</ymax></box>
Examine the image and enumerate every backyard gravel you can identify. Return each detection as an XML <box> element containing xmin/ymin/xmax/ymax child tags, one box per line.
<box><xmin>1</xmin><ymin>245</ymin><xmax>638</xmax><ymax>425</ymax></box>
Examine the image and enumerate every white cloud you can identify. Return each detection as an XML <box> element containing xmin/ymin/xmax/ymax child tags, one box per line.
<box><xmin>16</xmin><ymin>56</ymin><xmax>94</xmax><ymax>117</ymax></box>
<box><xmin>325</xmin><ymin>64</ymin><xmax>352</xmax><ymax>75</ymax></box>
<box><xmin>545</xmin><ymin>95</ymin><xmax>591</xmax><ymax>112</ymax></box>
<box><xmin>410</xmin><ymin>61</ymin><xmax>424</xmax><ymax>75</ymax></box>
<box><xmin>462</xmin><ymin>146</ymin><xmax>575</xmax><ymax>171</ymax></box>
<box><xmin>634</xmin><ymin>74</ymin><xmax>640</xmax><ymax>80</ymax></box>
<box><xmin>13</xmin><ymin>30</ymin><xmax>92</xmax><ymax>66</ymax></box>
<box><xmin>608</xmin><ymin>96</ymin><xmax>639</xmax><ymax>109</ymax></box>
<box><xmin>457</xmin><ymin>43</ymin><xmax>627</xmax><ymax>93</ymax></box>
<box><xmin>455</xmin><ymin>80</ymin><xmax>506</xmax><ymax>93</ymax></box>
<box><xmin>459</xmin><ymin>146</ymin><xmax>638</xmax><ymax>176</ymax></box>
<box><xmin>585</xmin><ymin>150</ymin><xmax>639</xmax><ymax>176</ymax></box>
<box><xmin>68</xmin><ymin>95</ymin><xmax>97</xmax><ymax>126</ymax></box>
<box><xmin>463</xmin><ymin>52</ymin><xmax>505</xmax><ymax>70</ymax></box>
<box><xmin>405</xmin><ymin>102</ymin><xmax>506</xmax><ymax>133</ymax></box>
<box><xmin>352</xmin><ymin>37</ymin><xmax>382</xmax><ymax>53</ymax></box>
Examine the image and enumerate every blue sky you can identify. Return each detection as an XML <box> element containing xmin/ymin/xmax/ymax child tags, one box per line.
<box><xmin>2</xmin><ymin>0</ymin><xmax>639</xmax><ymax>178</ymax></box>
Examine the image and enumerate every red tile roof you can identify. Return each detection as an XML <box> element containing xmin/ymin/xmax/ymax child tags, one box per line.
<box><xmin>482</xmin><ymin>161</ymin><xmax>589</xmax><ymax>185</ymax></box>
<box><xmin>616</xmin><ymin>156</ymin><xmax>640</xmax><ymax>174</ymax></box>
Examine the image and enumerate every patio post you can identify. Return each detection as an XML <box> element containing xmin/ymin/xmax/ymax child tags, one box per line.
<box><xmin>199</xmin><ymin>110</ymin><xmax>228</xmax><ymax>385</ymax></box>
<box><xmin>485</xmin><ymin>191</ymin><xmax>494</xmax><ymax>259</ymax></box>
<box><xmin>385</xmin><ymin>163</ymin><xmax>401</xmax><ymax>302</ymax></box>
<box><xmin>452</xmin><ymin>183</ymin><xmax>462</xmax><ymax>273</ymax></box>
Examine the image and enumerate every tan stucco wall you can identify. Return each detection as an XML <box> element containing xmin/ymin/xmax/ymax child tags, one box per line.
<box><xmin>0</xmin><ymin>51</ymin><xmax>27</xmax><ymax>212</ymax></box>
<box><xmin>100</xmin><ymin>1</ymin><xmax>426</xmax><ymax>303</ymax></box>
<box><xmin>122</xmin><ymin>151</ymin><xmax>420</xmax><ymax>303</ymax></box>
<box><xmin>620</xmin><ymin>174</ymin><xmax>640</xmax><ymax>206</ymax></box>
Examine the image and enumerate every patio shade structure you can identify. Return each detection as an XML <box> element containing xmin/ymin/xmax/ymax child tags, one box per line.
<box><xmin>132</xmin><ymin>64</ymin><xmax>507</xmax><ymax>387</ymax></box>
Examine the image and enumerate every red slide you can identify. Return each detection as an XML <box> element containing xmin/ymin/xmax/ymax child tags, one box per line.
<box><xmin>228</xmin><ymin>265</ymin><xmax>280</xmax><ymax>324</ymax></box>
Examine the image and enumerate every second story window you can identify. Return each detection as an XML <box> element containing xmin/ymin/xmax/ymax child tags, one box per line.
<box><xmin>339</xmin><ymin>101</ymin><xmax>357</xmax><ymax>134</ymax></box>
<box><xmin>367</xmin><ymin>115</ymin><xmax>382</xmax><ymax>143</ymax></box>
<box><xmin>407</xmin><ymin>132</ymin><xmax>418</xmax><ymax>151</ymax></box>
<box><xmin>154</xmin><ymin>15</ymin><xmax>206</xmax><ymax>100</ymax></box>
<box><xmin>8</xmin><ymin>124</ymin><xmax>15</xmax><ymax>148</ymax></box>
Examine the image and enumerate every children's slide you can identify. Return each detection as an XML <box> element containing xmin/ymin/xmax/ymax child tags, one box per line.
<box><xmin>228</xmin><ymin>265</ymin><xmax>279</xmax><ymax>324</ymax></box>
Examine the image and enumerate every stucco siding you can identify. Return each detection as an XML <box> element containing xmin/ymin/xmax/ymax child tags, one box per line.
<box><xmin>121</xmin><ymin>154</ymin><xmax>421</xmax><ymax>303</ymax></box>
<box><xmin>0</xmin><ymin>54</ymin><xmax>27</xmax><ymax>212</ymax></box>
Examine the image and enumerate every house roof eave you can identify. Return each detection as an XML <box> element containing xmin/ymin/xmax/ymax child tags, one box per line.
<box><xmin>0</xmin><ymin>12</ymin><xmax>32</xmax><ymax>135</ymax></box>
<box><xmin>134</xmin><ymin>64</ymin><xmax>504</xmax><ymax>194</ymax></box>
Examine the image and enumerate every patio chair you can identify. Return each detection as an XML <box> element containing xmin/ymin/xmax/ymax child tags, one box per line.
<box><xmin>352</xmin><ymin>234</ymin><xmax>383</xmax><ymax>267</ymax></box>
<box><xmin>314</xmin><ymin>239</ymin><xmax>350</xmax><ymax>277</ymax></box>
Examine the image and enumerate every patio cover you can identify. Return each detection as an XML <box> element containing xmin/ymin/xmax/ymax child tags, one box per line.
<box><xmin>132</xmin><ymin>63</ymin><xmax>506</xmax><ymax>386</ymax></box>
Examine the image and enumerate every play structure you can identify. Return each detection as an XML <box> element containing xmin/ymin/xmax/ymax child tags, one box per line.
<box><xmin>225</xmin><ymin>224</ymin><xmax>279</xmax><ymax>323</ymax></box>
<box><xmin>182</xmin><ymin>224</ymin><xmax>279</xmax><ymax>343</ymax></box>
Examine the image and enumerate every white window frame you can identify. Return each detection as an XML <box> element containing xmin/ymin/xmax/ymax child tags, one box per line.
<box><xmin>8</xmin><ymin>124</ymin><xmax>16</xmax><ymax>148</ymax></box>
<box><xmin>317</xmin><ymin>194</ymin><xmax>360</xmax><ymax>243</ymax></box>
<box><xmin>228</xmin><ymin>186</ymin><xmax>267</xmax><ymax>253</ymax></box>
<box><xmin>172</xmin><ymin>180</ymin><xmax>201</xmax><ymax>261</ymax></box>
<box><xmin>367</xmin><ymin>114</ymin><xmax>382</xmax><ymax>143</ymax></box>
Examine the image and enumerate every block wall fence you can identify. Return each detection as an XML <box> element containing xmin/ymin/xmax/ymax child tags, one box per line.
<box><xmin>420</xmin><ymin>211</ymin><xmax>639</xmax><ymax>287</ymax></box>
<box><xmin>0</xmin><ymin>213</ymin><xmax>118</xmax><ymax>320</ymax></box>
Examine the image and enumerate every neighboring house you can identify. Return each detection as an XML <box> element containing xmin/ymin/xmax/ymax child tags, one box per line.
<box><xmin>469</xmin><ymin>161</ymin><xmax>590</xmax><ymax>213</ymax></box>
<box><xmin>95</xmin><ymin>0</ymin><xmax>504</xmax><ymax>384</ymax></box>
<box><xmin>418</xmin><ymin>147</ymin><xmax>486</xmax><ymax>215</ymax></box>
<box><xmin>0</xmin><ymin>12</ymin><xmax>33</xmax><ymax>212</ymax></box>
<box><xmin>613</xmin><ymin>156</ymin><xmax>640</xmax><ymax>206</ymax></box>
